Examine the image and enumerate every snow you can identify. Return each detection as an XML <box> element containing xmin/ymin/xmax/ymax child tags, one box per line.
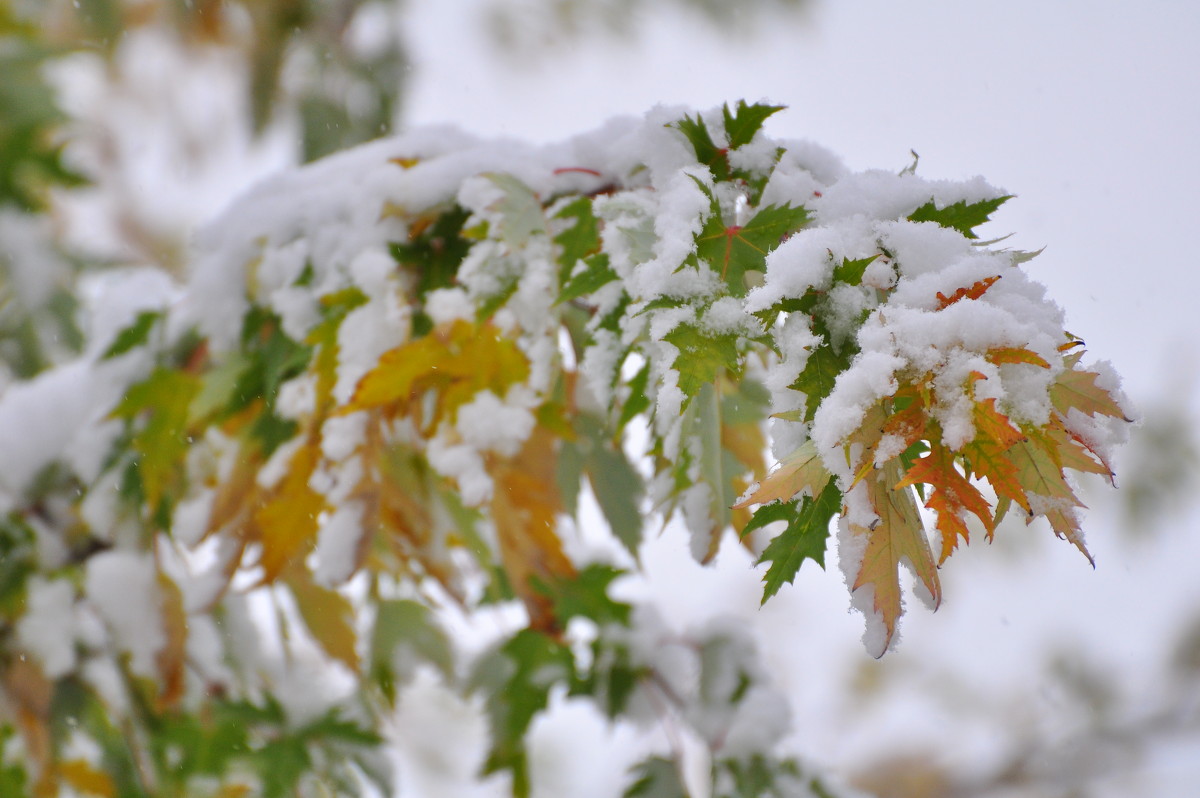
<box><xmin>84</xmin><ymin>550</ymin><xmax>165</xmax><ymax>679</ymax></box>
<box><xmin>16</xmin><ymin>577</ymin><xmax>79</xmax><ymax>679</ymax></box>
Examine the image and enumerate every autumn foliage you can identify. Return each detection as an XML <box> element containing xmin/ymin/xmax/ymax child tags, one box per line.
<box><xmin>0</xmin><ymin>102</ymin><xmax>1129</xmax><ymax>796</ymax></box>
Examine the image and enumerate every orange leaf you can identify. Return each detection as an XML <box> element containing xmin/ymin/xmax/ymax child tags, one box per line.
<box><xmin>973</xmin><ymin>398</ymin><xmax>1026</xmax><ymax>450</ymax></box>
<box><xmin>936</xmin><ymin>275</ymin><xmax>1000</xmax><ymax>308</ymax></box>
<box><xmin>491</xmin><ymin>428</ymin><xmax>576</xmax><ymax>633</ymax></box>
<box><xmin>733</xmin><ymin>439</ymin><xmax>831</xmax><ymax>508</ymax></box>
<box><xmin>155</xmin><ymin>572</ymin><xmax>188</xmax><ymax>711</ymax></box>
<box><xmin>850</xmin><ymin>460</ymin><xmax>941</xmax><ymax>656</ymax></box>
<box><xmin>962</xmin><ymin>435</ymin><xmax>1029</xmax><ymax>515</ymax></box>
<box><xmin>895</xmin><ymin>444</ymin><xmax>994</xmax><ymax>561</ymax></box>
<box><xmin>986</xmin><ymin>347</ymin><xmax>1051</xmax><ymax>369</ymax></box>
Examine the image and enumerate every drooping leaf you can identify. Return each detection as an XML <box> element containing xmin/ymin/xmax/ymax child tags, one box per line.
<box><xmin>750</xmin><ymin>479</ymin><xmax>841</xmax><ymax>603</ymax></box>
<box><xmin>624</xmin><ymin>756</ymin><xmax>690</xmax><ymax>798</ymax></box>
<box><xmin>1051</xmin><ymin>366</ymin><xmax>1129</xmax><ymax>420</ymax></box>
<box><xmin>849</xmin><ymin>460</ymin><xmax>942</xmax><ymax>656</ymax></box>
<box><xmin>553</xmin><ymin>196</ymin><xmax>601</xmax><ymax>282</ymax></box>
<box><xmin>255</xmin><ymin>441</ymin><xmax>325</xmax><ymax>582</ymax></box>
<box><xmin>907</xmin><ymin>195</ymin><xmax>1012</xmax><ymax>239</ymax></box>
<box><xmin>586</xmin><ymin>442</ymin><xmax>645</xmax><ymax>556</ymax></box>
<box><xmin>287</xmin><ymin>568</ymin><xmax>359</xmax><ymax>671</ymax></box>
<box><xmin>369</xmin><ymin>599</ymin><xmax>453</xmax><ymax>705</ymax></box>
<box><xmin>894</xmin><ymin>443</ymin><xmax>994</xmax><ymax>562</ymax></box>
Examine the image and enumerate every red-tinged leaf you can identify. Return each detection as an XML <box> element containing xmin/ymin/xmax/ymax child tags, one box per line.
<box><xmin>895</xmin><ymin>444</ymin><xmax>994</xmax><ymax>561</ymax></box>
<box><xmin>1037</xmin><ymin>502</ymin><xmax>1095</xmax><ymax>565</ymax></box>
<box><xmin>733</xmin><ymin>440</ymin><xmax>831</xmax><ymax>508</ymax></box>
<box><xmin>288</xmin><ymin>568</ymin><xmax>360</xmax><ymax>671</ymax></box>
<box><xmin>155</xmin><ymin>572</ymin><xmax>188</xmax><ymax>711</ymax></box>
<box><xmin>1051</xmin><ymin>367</ymin><xmax>1129</xmax><ymax>420</ymax></box>
<box><xmin>936</xmin><ymin>275</ymin><xmax>1000</xmax><ymax>308</ymax></box>
<box><xmin>1006</xmin><ymin>438</ymin><xmax>1080</xmax><ymax>505</ymax></box>
<box><xmin>255</xmin><ymin>442</ymin><xmax>326</xmax><ymax>582</ymax></box>
<box><xmin>986</xmin><ymin>347</ymin><xmax>1051</xmax><ymax>369</ymax></box>
<box><xmin>963</xmin><ymin>435</ymin><xmax>1029</xmax><ymax>515</ymax></box>
<box><xmin>850</xmin><ymin>461</ymin><xmax>941</xmax><ymax>656</ymax></box>
<box><xmin>973</xmin><ymin>397</ymin><xmax>1026</xmax><ymax>450</ymax></box>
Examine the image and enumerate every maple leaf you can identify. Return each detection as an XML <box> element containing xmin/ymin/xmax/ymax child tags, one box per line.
<box><xmin>722</xmin><ymin>100</ymin><xmax>785</xmax><ymax>149</ymax></box>
<box><xmin>1051</xmin><ymin>362</ymin><xmax>1129</xmax><ymax>420</ymax></box>
<box><xmin>746</xmin><ymin>479</ymin><xmax>841</xmax><ymax>603</ymax></box>
<box><xmin>553</xmin><ymin>196</ymin><xmax>601</xmax><ymax>283</ymax></box>
<box><xmin>662</xmin><ymin>322</ymin><xmax>740</xmax><ymax>398</ymax></box>
<box><xmin>558</xmin><ymin>253</ymin><xmax>618</xmax><ymax>304</ymax></box>
<box><xmin>346</xmin><ymin>320</ymin><xmax>529</xmax><ymax>429</ymax></box>
<box><xmin>907</xmin><ymin>195</ymin><xmax>1013</xmax><ymax>239</ymax></box>
<box><xmin>672</xmin><ymin>112</ymin><xmax>729</xmax><ymax>180</ymax></box>
<box><xmin>936</xmin><ymin>275</ymin><xmax>1001</xmax><ymax>308</ymax></box>
<box><xmin>789</xmin><ymin>342</ymin><xmax>852</xmax><ymax>424</ymax></box>
<box><xmin>111</xmin><ymin>367</ymin><xmax>201</xmax><ymax>514</ymax></box>
<box><xmin>691</xmin><ymin>177</ymin><xmax>809</xmax><ymax>297</ymax></box>
<box><xmin>895</xmin><ymin>443</ymin><xmax>994</xmax><ymax>562</ymax></box>
<box><xmin>849</xmin><ymin>461</ymin><xmax>942</xmax><ymax>656</ymax></box>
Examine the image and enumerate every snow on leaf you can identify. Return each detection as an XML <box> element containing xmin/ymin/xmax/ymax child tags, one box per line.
<box><xmin>485</xmin><ymin>173</ymin><xmax>546</xmax><ymax>246</ymax></box>
<box><xmin>832</xmin><ymin>254</ymin><xmax>880</xmax><ymax>288</ymax></box>
<box><xmin>692</xmin><ymin>177</ymin><xmax>810</xmax><ymax>297</ymax></box>
<box><xmin>370</xmin><ymin>599</ymin><xmax>453</xmax><ymax>706</ymax></box>
<box><xmin>1051</xmin><ymin>365</ymin><xmax>1129</xmax><ymax>420</ymax></box>
<box><xmin>558</xmin><ymin>253</ymin><xmax>618</xmax><ymax>304</ymax></box>
<box><xmin>662</xmin><ymin>323</ymin><xmax>740</xmax><ymax>399</ymax></box>
<box><xmin>907</xmin><ymin>195</ymin><xmax>1013</xmax><ymax>239</ymax></box>
<box><xmin>553</xmin><ymin>196</ymin><xmax>601</xmax><ymax>281</ymax></box>
<box><xmin>850</xmin><ymin>460</ymin><xmax>942</xmax><ymax>655</ymax></box>
<box><xmin>790</xmin><ymin>342</ymin><xmax>852</xmax><ymax>425</ymax></box>
<box><xmin>734</xmin><ymin>439</ymin><xmax>832</xmax><ymax>508</ymax></box>
<box><xmin>749</xmin><ymin>479</ymin><xmax>840</xmax><ymax>603</ymax></box>
<box><xmin>624</xmin><ymin>756</ymin><xmax>690</xmax><ymax>798</ymax></box>
<box><xmin>672</xmin><ymin>112</ymin><xmax>729</xmax><ymax>180</ymax></box>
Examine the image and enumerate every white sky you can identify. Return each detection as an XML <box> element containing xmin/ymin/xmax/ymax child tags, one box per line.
<box><xmin>399</xmin><ymin>2</ymin><xmax>1200</xmax><ymax>793</ymax></box>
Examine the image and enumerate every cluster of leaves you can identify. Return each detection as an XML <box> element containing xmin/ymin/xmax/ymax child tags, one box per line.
<box><xmin>0</xmin><ymin>101</ymin><xmax>1128</xmax><ymax>795</ymax></box>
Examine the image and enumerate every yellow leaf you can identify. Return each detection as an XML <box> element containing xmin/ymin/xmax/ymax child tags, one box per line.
<box><xmin>58</xmin><ymin>759</ymin><xmax>115</xmax><ymax>797</ymax></box>
<box><xmin>287</xmin><ymin>567</ymin><xmax>360</xmax><ymax>671</ymax></box>
<box><xmin>850</xmin><ymin>460</ymin><xmax>941</xmax><ymax>656</ymax></box>
<box><xmin>734</xmin><ymin>440</ymin><xmax>831</xmax><ymax>508</ymax></box>
<box><xmin>256</xmin><ymin>441</ymin><xmax>325</xmax><ymax>582</ymax></box>
<box><xmin>1051</xmin><ymin>366</ymin><xmax>1129</xmax><ymax>420</ymax></box>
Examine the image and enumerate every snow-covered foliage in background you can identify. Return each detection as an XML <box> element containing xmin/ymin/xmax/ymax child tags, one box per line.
<box><xmin>0</xmin><ymin>102</ymin><xmax>1128</xmax><ymax>796</ymax></box>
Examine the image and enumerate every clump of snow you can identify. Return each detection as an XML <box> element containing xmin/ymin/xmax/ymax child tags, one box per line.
<box><xmin>85</xmin><ymin>550</ymin><xmax>165</xmax><ymax>679</ymax></box>
<box><xmin>17</xmin><ymin>578</ymin><xmax>80</xmax><ymax>678</ymax></box>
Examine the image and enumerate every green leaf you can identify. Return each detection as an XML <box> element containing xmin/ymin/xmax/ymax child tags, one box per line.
<box><xmin>486</xmin><ymin>172</ymin><xmax>545</xmax><ymax>245</ymax></box>
<box><xmin>587</xmin><ymin>442</ymin><xmax>645</xmax><ymax>556</ymax></box>
<box><xmin>662</xmin><ymin>323</ymin><xmax>740</xmax><ymax>399</ymax></box>
<box><xmin>722</xmin><ymin>101</ymin><xmax>785</xmax><ymax>150</ymax></box>
<box><xmin>789</xmin><ymin>343</ymin><xmax>852</xmax><ymax>423</ymax></box>
<box><xmin>538</xmin><ymin>564</ymin><xmax>632</xmax><ymax>627</ymax></box>
<box><xmin>672</xmin><ymin>112</ymin><xmax>729</xmax><ymax>180</ymax></box>
<box><xmin>102</xmin><ymin>310</ymin><xmax>161</xmax><ymax>359</ymax></box>
<box><xmin>369</xmin><ymin>600</ymin><xmax>454</xmax><ymax>706</ymax></box>
<box><xmin>111</xmin><ymin>367</ymin><xmax>202</xmax><ymax>512</ymax></box>
<box><xmin>907</xmin><ymin>195</ymin><xmax>1013</xmax><ymax>239</ymax></box>
<box><xmin>554</xmin><ymin>196</ymin><xmax>601</xmax><ymax>282</ymax></box>
<box><xmin>625</xmin><ymin>756</ymin><xmax>690</xmax><ymax>798</ymax></box>
<box><xmin>559</xmin><ymin>253</ymin><xmax>618</xmax><ymax>304</ymax></box>
<box><xmin>390</xmin><ymin>205</ymin><xmax>472</xmax><ymax>299</ymax></box>
<box><xmin>753</xmin><ymin>479</ymin><xmax>841</xmax><ymax>603</ymax></box>
<box><xmin>474</xmin><ymin>630</ymin><xmax>574</xmax><ymax>798</ymax></box>
<box><xmin>831</xmin><ymin>255</ymin><xmax>879</xmax><ymax>288</ymax></box>
<box><xmin>618</xmin><ymin>359</ymin><xmax>653</xmax><ymax>430</ymax></box>
<box><xmin>692</xmin><ymin>179</ymin><xmax>810</xmax><ymax>297</ymax></box>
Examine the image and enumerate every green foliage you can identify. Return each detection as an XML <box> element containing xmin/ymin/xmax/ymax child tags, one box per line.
<box><xmin>907</xmin><ymin>195</ymin><xmax>1013</xmax><ymax>239</ymax></box>
<box><xmin>745</xmin><ymin>479</ymin><xmax>840</xmax><ymax>602</ymax></box>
